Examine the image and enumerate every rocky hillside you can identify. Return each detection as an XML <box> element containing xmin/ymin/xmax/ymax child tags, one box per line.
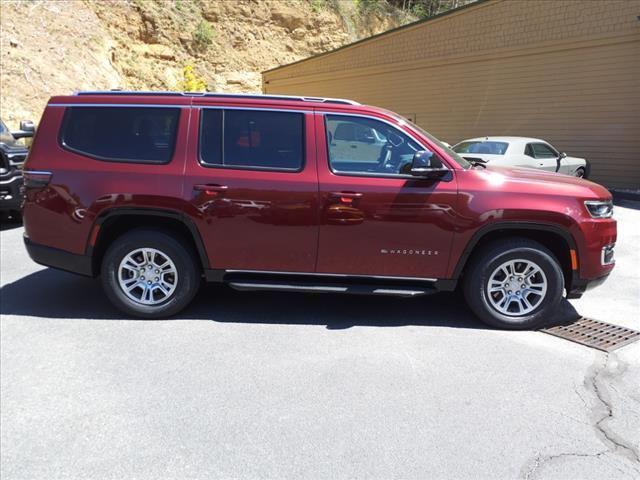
<box><xmin>0</xmin><ymin>0</ymin><xmax>413</xmax><ymax>127</ymax></box>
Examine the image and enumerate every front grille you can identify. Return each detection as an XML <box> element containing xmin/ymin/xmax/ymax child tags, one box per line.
<box><xmin>1</xmin><ymin>150</ymin><xmax>26</xmax><ymax>170</ymax></box>
<box><xmin>6</xmin><ymin>152</ymin><xmax>26</xmax><ymax>166</ymax></box>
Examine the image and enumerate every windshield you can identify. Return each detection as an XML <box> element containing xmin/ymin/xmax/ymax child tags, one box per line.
<box><xmin>388</xmin><ymin>113</ymin><xmax>471</xmax><ymax>169</ymax></box>
<box><xmin>454</xmin><ymin>141</ymin><xmax>509</xmax><ymax>155</ymax></box>
<box><xmin>0</xmin><ymin>119</ymin><xmax>9</xmax><ymax>135</ymax></box>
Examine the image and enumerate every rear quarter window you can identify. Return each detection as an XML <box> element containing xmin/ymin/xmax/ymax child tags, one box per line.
<box><xmin>60</xmin><ymin>107</ymin><xmax>180</xmax><ymax>164</ymax></box>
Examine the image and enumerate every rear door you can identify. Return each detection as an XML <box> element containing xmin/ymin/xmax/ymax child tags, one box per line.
<box><xmin>184</xmin><ymin>104</ymin><xmax>319</xmax><ymax>272</ymax></box>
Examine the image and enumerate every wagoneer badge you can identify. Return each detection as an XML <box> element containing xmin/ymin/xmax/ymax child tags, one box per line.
<box><xmin>381</xmin><ymin>249</ymin><xmax>439</xmax><ymax>256</ymax></box>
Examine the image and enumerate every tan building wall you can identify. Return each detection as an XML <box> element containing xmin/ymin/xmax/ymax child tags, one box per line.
<box><xmin>263</xmin><ymin>0</ymin><xmax>640</xmax><ymax>189</ymax></box>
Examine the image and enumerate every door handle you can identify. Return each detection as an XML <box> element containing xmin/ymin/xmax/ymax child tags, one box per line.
<box><xmin>193</xmin><ymin>184</ymin><xmax>228</xmax><ymax>194</ymax></box>
<box><xmin>330</xmin><ymin>192</ymin><xmax>363</xmax><ymax>198</ymax></box>
<box><xmin>329</xmin><ymin>192</ymin><xmax>363</xmax><ymax>204</ymax></box>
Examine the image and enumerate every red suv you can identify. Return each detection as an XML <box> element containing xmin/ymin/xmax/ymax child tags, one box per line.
<box><xmin>22</xmin><ymin>92</ymin><xmax>616</xmax><ymax>329</ymax></box>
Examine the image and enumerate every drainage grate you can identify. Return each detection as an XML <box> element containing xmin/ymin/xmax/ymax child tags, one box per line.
<box><xmin>541</xmin><ymin>317</ymin><xmax>640</xmax><ymax>352</ymax></box>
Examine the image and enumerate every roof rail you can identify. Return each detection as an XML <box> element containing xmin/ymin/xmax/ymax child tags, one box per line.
<box><xmin>74</xmin><ymin>91</ymin><xmax>360</xmax><ymax>106</ymax></box>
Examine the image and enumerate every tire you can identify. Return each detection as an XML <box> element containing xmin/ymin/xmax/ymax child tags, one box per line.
<box><xmin>574</xmin><ymin>167</ymin><xmax>586</xmax><ymax>178</ymax></box>
<box><xmin>462</xmin><ymin>238</ymin><xmax>564</xmax><ymax>330</ymax></box>
<box><xmin>101</xmin><ymin>228</ymin><xmax>200</xmax><ymax>318</ymax></box>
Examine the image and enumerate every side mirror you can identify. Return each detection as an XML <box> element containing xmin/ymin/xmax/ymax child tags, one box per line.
<box><xmin>559</xmin><ymin>151</ymin><xmax>567</xmax><ymax>159</ymax></box>
<box><xmin>13</xmin><ymin>120</ymin><xmax>35</xmax><ymax>139</ymax></box>
<box><xmin>20</xmin><ymin>120</ymin><xmax>35</xmax><ymax>132</ymax></box>
<box><xmin>410</xmin><ymin>150</ymin><xmax>447</xmax><ymax>178</ymax></box>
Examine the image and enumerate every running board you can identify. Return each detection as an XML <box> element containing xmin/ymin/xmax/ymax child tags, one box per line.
<box><xmin>227</xmin><ymin>281</ymin><xmax>435</xmax><ymax>297</ymax></box>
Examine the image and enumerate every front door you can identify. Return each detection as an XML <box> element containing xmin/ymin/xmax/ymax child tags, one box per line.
<box><xmin>315</xmin><ymin>113</ymin><xmax>458</xmax><ymax>280</ymax></box>
<box><xmin>526</xmin><ymin>142</ymin><xmax>559</xmax><ymax>172</ymax></box>
<box><xmin>184</xmin><ymin>106</ymin><xmax>319</xmax><ymax>272</ymax></box>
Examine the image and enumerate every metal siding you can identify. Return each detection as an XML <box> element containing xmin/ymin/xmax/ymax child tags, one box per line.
<box><xmin>264</xmin><ymin>0</ymin><xmax>640</xmax><ymax>188</ymax></box>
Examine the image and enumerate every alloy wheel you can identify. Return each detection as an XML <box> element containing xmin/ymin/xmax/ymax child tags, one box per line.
<box><xmin>117</xmin><ymin>248</ymin><xmax>178</xmax><ymax>305</ymax></box>
<box><xmin>486</xmin><ymin>259</ymin><xmax>547</xmax><ymax>316</ymax></box>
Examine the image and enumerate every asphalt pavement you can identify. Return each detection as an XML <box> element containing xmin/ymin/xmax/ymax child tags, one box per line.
<box><xmin>1</xmin><ymin>203</ymin><xmax>639</xmax><ymax>480</ymax></box>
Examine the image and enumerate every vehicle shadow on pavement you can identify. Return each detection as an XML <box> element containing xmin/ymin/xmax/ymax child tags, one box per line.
<box><xmin>0</xmin><ymin>220</ymin><xmax>22</xmax><ymax>231</ymax></box>
<box><xmin>0</xmin><ymin>268</ymin><xmax>581</xmax><ymax>330</ymax></box>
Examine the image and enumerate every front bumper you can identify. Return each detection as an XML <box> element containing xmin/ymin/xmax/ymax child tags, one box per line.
<box><xmin>0</xmin><ymin>174</ymin><xmax>23</xmax><ymax>211</ymax></box>
<box><xmin>566</xmin><ymin>216</ymin><xmax>616</xmax><ymax>299</ymax></box>
<box><xmin>567</xmin><ymin>273</ymin><xmax>610</xmax><ymax>299</ymax></box>
<box><xmin>24</xmin><ymin>235</ymin><xmax>94</xmax><ymax>277</ymax></box>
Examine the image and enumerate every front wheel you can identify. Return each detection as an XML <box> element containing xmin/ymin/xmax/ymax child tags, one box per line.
<box><xmin>463</xmin><ymin>238</ymin><xmax>564</xmax><ymax>329</ymax></box>
<box><xmin>101</xmin><ymin>229</ymin><xmax>200</xmax><ymax>318</ymax></box>
<box><xmin>574</xmin><ymin>166</ymin><xmax>586</xmax><ymax>178</ymax></box>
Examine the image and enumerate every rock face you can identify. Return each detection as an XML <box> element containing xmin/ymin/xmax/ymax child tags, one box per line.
<box><xmin>0</xmin><ymin>0</ymin><xmax>412</xmax><ymax>127</ymax></box>
<box><xmin>0</xmin><ymin>1</ymin><xmax>121</xmax><ymax>125</ymax></box>
<box><xmin>271</xmin><ymin>4</ymin><xmax>307</xmax><ymax>32</ymax></box>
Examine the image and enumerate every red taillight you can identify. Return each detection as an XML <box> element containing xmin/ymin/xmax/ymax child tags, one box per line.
<box><xmin>23</xmin><ymin>170</ymin><xmax>52</xmax><ymax>188</ymax></box>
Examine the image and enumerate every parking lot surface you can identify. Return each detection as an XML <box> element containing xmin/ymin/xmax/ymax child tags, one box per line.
<box><xmin>1</xmin><ymin>204</ymin><xmax>639</xmax><ymax>480</ymax></box>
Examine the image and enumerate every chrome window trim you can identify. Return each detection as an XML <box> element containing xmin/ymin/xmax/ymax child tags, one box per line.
<box><xmin>197</xmin><ymin>105</ymin><xmax>312</xmax><ymax>114</ymax></box>
<box><xmin>224</xmin><ymin>269</ymin><xmax>437</xmax><ymax>282</ymax></box>
<box><xmin>49</xmin><ymin>104</ymin><xmax>313</xmax><ymax>114</ymax></box>
<box><xmin>48</xmin><ymin>103</ymin><xmax>186</xmax><ymax>108</ymax></box>
<box><xmin>318</xmin><ymin>111</ymin><xmax>452</xmax><ymax>178</ymax></box>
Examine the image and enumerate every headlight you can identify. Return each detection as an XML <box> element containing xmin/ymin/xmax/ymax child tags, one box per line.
<box><xmin>584</xmin><ymin>200</ymin><xmax>613</xmax><ymax>218</ymax></box>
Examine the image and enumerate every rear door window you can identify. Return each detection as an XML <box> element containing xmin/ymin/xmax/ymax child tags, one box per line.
<box><xmin>60</xmin><ymin>107</ymin><xmax>180</xmax><ymax>164</ymax></box>
<box><xmin>200</xmin><ymin>109</ymin><xmax>304</xmax><ymax>171</ymax></box>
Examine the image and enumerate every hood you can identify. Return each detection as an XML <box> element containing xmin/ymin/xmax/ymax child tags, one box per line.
<box><xmin>476</xmin><ymin>165</ymin><xmax>611</xmax><ymax>199</ymax></box>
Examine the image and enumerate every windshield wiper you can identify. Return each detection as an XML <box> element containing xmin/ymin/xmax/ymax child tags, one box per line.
<box><xmin>466</xmin><ymin>158</ymin><xmax>487</xmax><ymax>168</ymax></box>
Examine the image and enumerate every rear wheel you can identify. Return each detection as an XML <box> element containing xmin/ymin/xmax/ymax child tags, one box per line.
<box><xmin>101</xmin><ymin>229</ymin><xmax>200</xmax><ymax>318</ymax></box>
<box><xmin>463</xmin><ymin>238</ymin><xmax>564</xmax><ymax>329</ymax></box>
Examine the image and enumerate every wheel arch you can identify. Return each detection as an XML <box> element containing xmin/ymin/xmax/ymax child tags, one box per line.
<box><xmin>87</xmin><ymin>208</ymin><xmax>209</xmax><ymax>276</ymax></box>
<box><xmin>451</xmin><ymin>222</ymin><xmax>578</xmax><ymax>292</ymax></box>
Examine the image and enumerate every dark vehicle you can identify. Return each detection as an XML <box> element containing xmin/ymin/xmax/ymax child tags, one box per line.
<box><xmin>21</xmin><ymin>92</ymin><xmax>616</xmax><ymax>329</ymax></box>
<box><xmin>1</xmin><ymin>118</ymin><xmax>35</xmax><ymax>220</ymax></box>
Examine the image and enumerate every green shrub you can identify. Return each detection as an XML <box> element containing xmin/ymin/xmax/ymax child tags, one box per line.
<box><xmin>356</xmin><ymin>0</ymin><xmax>383</xmax><ymax>12</ymax></box>
<box><xmin>310</xmin><ymin>0</ymin><xmax>328</xmax><ymax>12</ymax></box>
<box><xmin>193</xmin><ymin>20</ymin><xmax>215</xmax><ymax>50</ymax></box>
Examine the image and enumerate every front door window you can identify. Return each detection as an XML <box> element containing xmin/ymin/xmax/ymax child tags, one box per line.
<box><xmin>325</xmin><ymin>115</ymin><xmax>424</xmax><ymax>176</ymax></box>
<box><xmin>530</xmin><ymin>143</ymin><xmax>558</xmax><ymax>159</ymax></box>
